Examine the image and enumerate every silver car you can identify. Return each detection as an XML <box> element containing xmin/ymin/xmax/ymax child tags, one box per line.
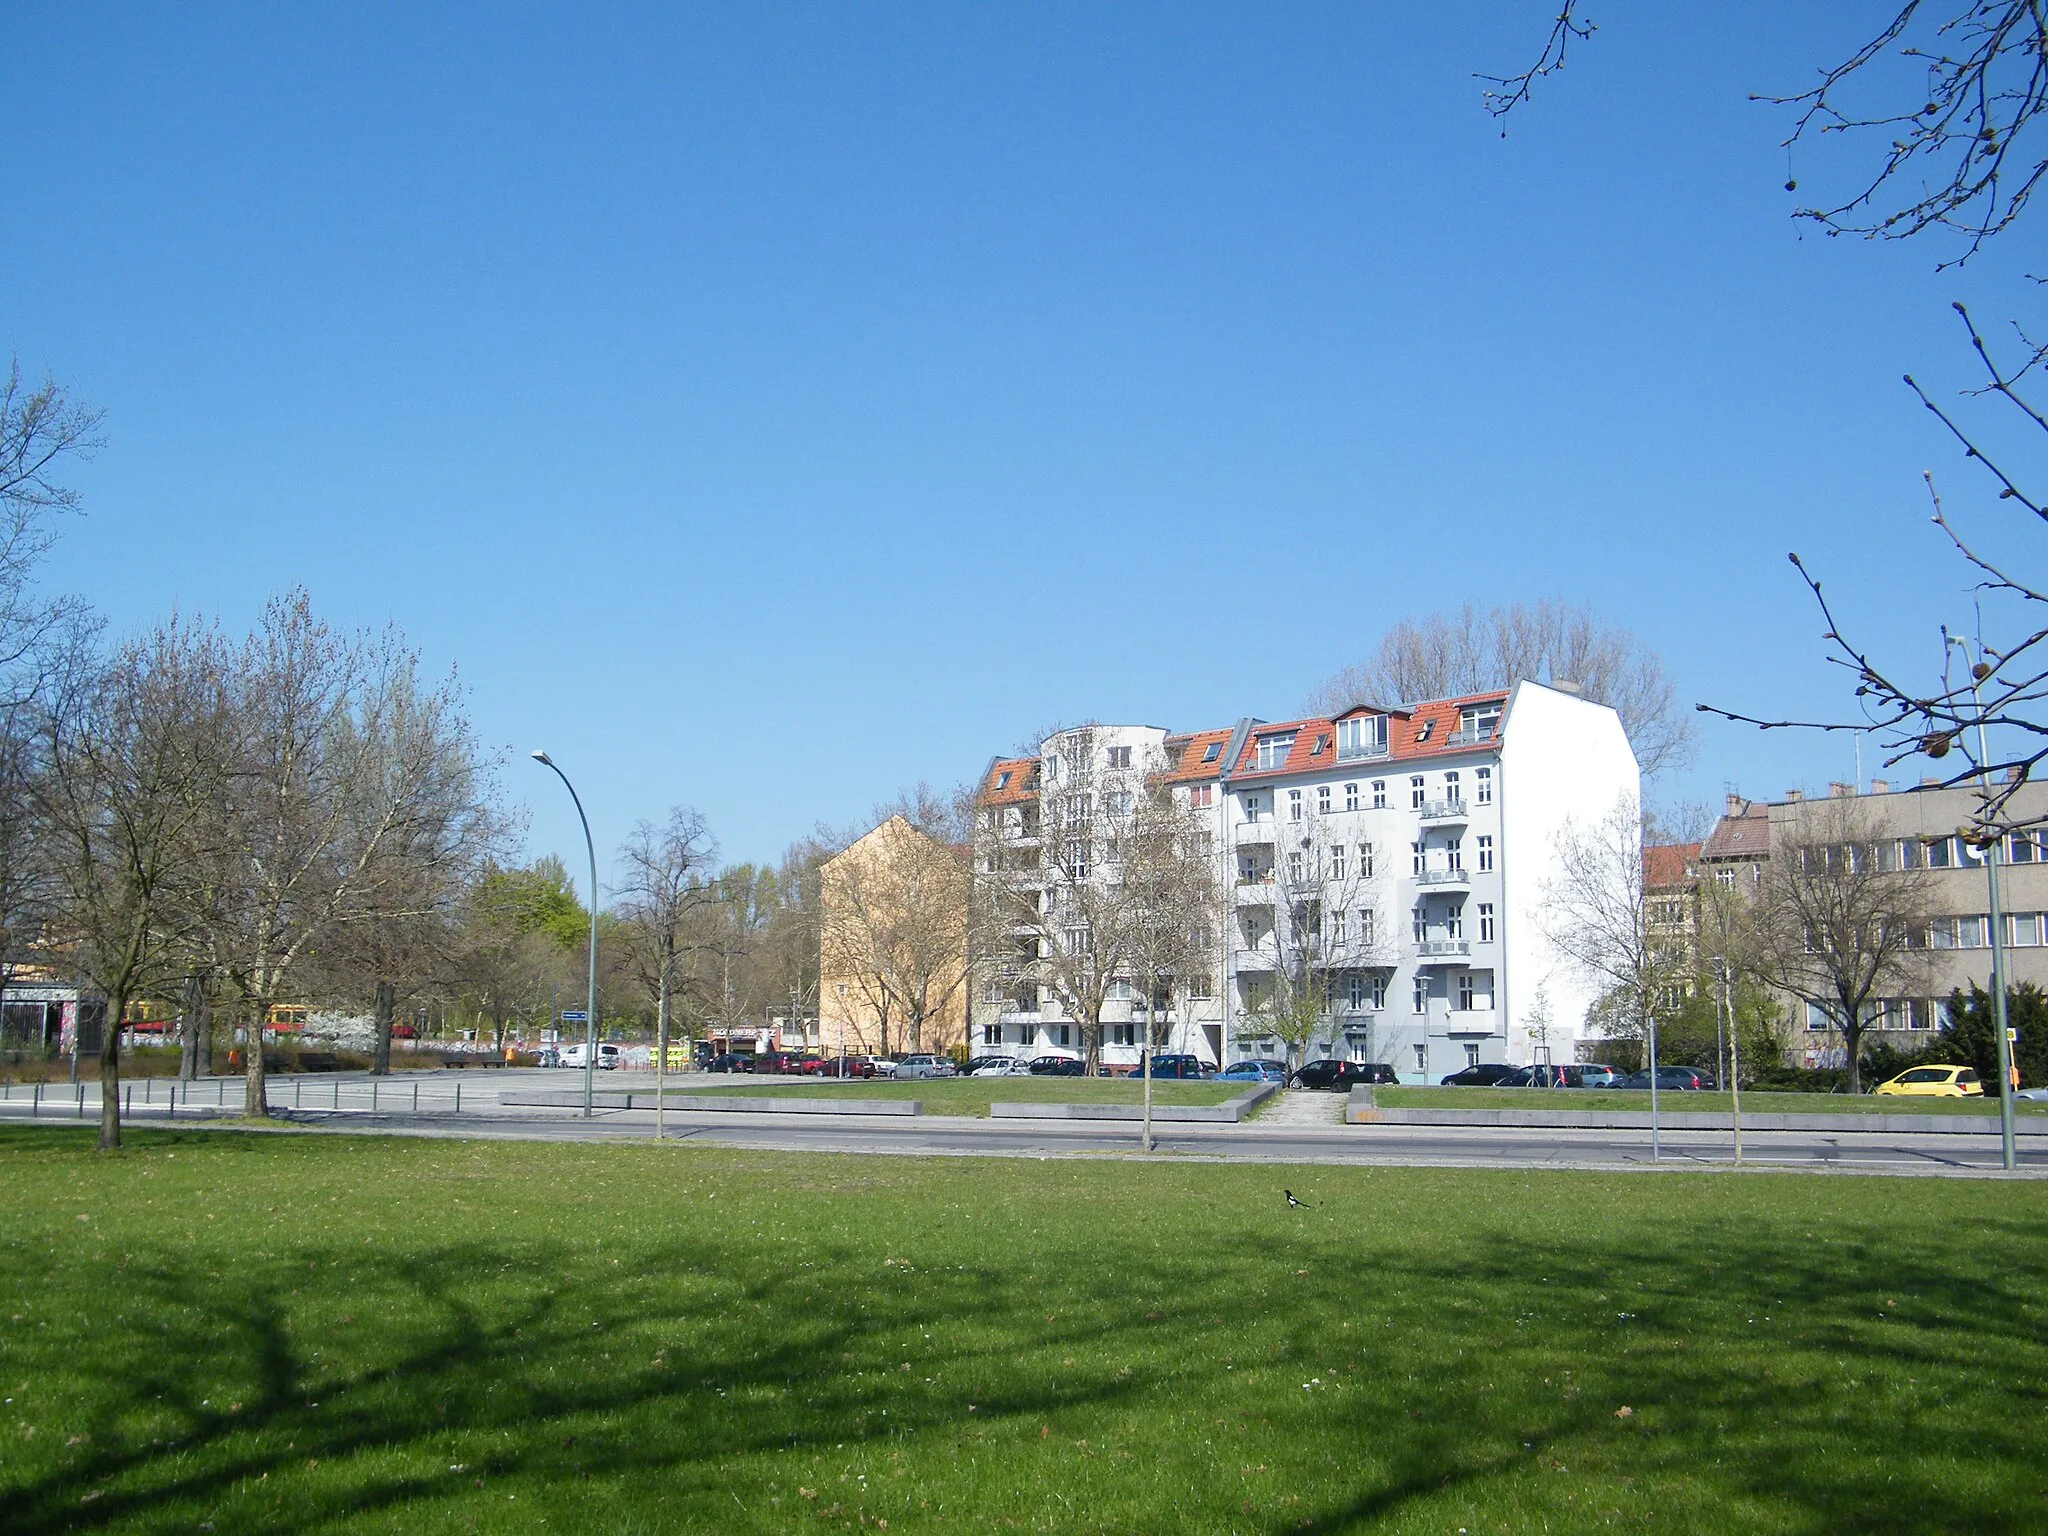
<box><xmin>893</xmin><ymin>1054</ymin><xmax>956</xmax><ymax>1080</ymax></box>
<box><xmin>971</xmin><ymin>1058</ymin><xmax>1032</xmax><ymax>1077</ymax></box>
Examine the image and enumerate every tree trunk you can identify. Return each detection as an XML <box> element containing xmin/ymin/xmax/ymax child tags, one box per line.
<box><xmin>372</xmin><ymin>979</ymin><xmax>395</xmax><ymax>1076</ymax></box>
<box><xmin>243</xmin><ymin>1000</ymin><xmax>269</xmax><ymax>1117</ymax></box>
<box><xmin>97</xmin><ymin>987</ymin><xmax>126</xmax><ymax>1151</ymax></box>
<box><xmin>1843</xmin><ymin>1002</ymin><xmax>1865</xmax><ymax>1094</ymax></box>
<box><xmin>179</xmin><ymin>973</ymin><xmax>209</xmax><ymax>1080</ymax></box>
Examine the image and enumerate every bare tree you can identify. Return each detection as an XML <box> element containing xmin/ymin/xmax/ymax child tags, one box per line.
<box><xmin>1304</xmin><ymin>601</ymin><xmax>1693</xmax><ymax>776</ymax></box>
<box><xmin>1541</xmin><ymin>794</ymin><xmax>1689</xmax><ymax>1084</ymax></box>
<box><xmin>0</xmin><ymin>360</ymin><xmax>98</xmax><ymax>700</ymax></box>
<box><xmin>615</xmin><ymin>807</ymin><xmax>719</xmax><ymax>1081</ymax></box>
<box><xmin>1755</xmin><ymin>801</ymin><xmax>1936</xmax><ymax>1094</ymax></box>
<box><xmin>35</xmin><ymin>616</ymin><xmax>231</xmax><ymax>1149</ymax></box>
<box><xmin>821</xmin><ymin>815</ymin><xmax>970</xmax><ymax>1057</ymax></box>
<box><xmin>1233</xmin><ymin>807</ymin><xmax>1393</xmax><ymax>1073</ymax></box>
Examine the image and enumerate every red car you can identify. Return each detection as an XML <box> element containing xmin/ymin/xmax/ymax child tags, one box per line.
<box><xmin>816</xmin><ymin>1054</ymin><xmax>878</xmax><ymax>1079</ymax></box>
<box><xmin>754</xmin><ymin>1051</ymin><xmax>812</xmax><ymax>1076</ymax></box>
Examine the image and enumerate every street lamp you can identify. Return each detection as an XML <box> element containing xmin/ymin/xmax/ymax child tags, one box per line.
<box><xmin>532</xmin><ymin>750</ymin><xmax>600</xmax><ymax>1119</ymax></box>
<box><xmin>1949</xmin><ymin>639</ymin><xmax>2020</xmax><ymax>1171</ymax></box>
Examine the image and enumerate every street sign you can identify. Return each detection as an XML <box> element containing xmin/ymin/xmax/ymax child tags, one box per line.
<box><xmin>561</xmin><ymin>1010</ymin><xmax>589</xmax><ymax>1023</ymax></box>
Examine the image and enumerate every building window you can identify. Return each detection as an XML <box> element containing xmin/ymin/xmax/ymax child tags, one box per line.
<box><xmin>1105</xmin><ymin>978</ymin><xmax>1131</xmax><ymax>1001</ymax></box>
<box><xmin>1464</xmin><ymin>1042</ymin><xmax>1480</xmax><ymax>1068</ymax></box>
<box><xmin>1369</xmin><ymin>972</ymin><xmax>1386</xmax><ymax>1009</ymax></box>
<box><xmin>1188</xmin><ymin>972</ymin><xmax>1214</xmax><ymax>999</ymax></box>
<box><xmin>1110</xmin><ymin>1022</ymin><xmax>1135</xmax><ymax>1046</ymax></box>
<box><xmin>1412</xmin><ymin>907</ymin><xmax>1427</xmax><ymax>943</ymax></box>
<box><xmin>1959</xmin><ymin>915</ymin><xmax>1988</xmax><ymax>949</ymax></box>
<box><xmin>1317</xmin><ymin>785</ymin><xmax>1332</xmax><ymax>815</ymax></box>
<box><xmin>1330</xmin><ymin>909</ymin><xmax>1347</xmax><ymax>944</ymax></box>
<box><xmin>1372</xmin><ymin>780</ymin><xmax>1387</xmax><ymax>810</ymax></box>
<box><xmin>1411</xmin><ymin>776</ymin><xmax>1426</xmax><ymax>809</ymax></box>
<box><xmin>1475</xmin><ymin>766</ymin><xmax>1493</xmax><ymax>805</ymax></box>
<box><xmin>1806</xmin><ymin>1002</ymin><xmax>1830</xmax><ymax>1032</ymax></box>
<box><xmin>1411</xmin><ymin>841</ymin><xmax>1425</xmax><ymax>875</ymax></box>
<box><xmin>1445</xmin><ymin>903</ymin><xmax>1464</xmax><ymax>939</ymax></box>
<box><xmin>1243</xmin><ymin>795</ymin><xmax>1263</xmax><ymax>822</ymax></box>
<box><xmin>1331</xmin><ymin>845</ymin><xmax>1347</xmax><ymax>880</ymax></box>
<box><xmin>1256</xmin><ymin>733</ymin><xmax>1296</xmax><ymax>770</ymax></box>
<box><xmin>1359</xmin><ymin>909</ymin><xmax>1376</xmax><ymax>947</ymax></box>
<box><xmin>2014</xmin><ymin>913</ymin><xmax>2041</xmax><ymax>947</ymax></box>
<box><xmin>1064</xmin><ymin>924</ymin><xmax>1091</xmax><ymax>954</ymax></box>
<box><xmin>1457</xmin><ymin>973</ymin><xmax>1475</xmax><ymax>1010</ymax></box>
<box><xmin>1444</xmin><ymin>771</ymin><xmax>1460</xmax><ymax>804</ymax></box>
<box><xmin>1360</xmin><ymin>842</ymin><xmax>1374</xmax><ymax>878</ymax></box>
<box><xmin>1337</xmin><ymin>714</ymin><xmax>1388</xmax><ymax>759</ymax></box>
<box><xmin>1189</xmin><ymin>784</ymin><xmax>1213</xmax><ymax>809</ymax></box>
<box><xmin>1289</xmin><ymin>789</ymin><xmax>1304</xmax><ymax>822</ymax></box>
<box><xmin>1288</xmin><ymin>851</ymin><xmax>1305</xmax><ymax>882</ymax></box>
<box><xmin>1055</xmin><ymin>1025</ymin><xmax>1072</xmax><ymax>1048</ymax></box>
<box><xmin>1414</xmin><ymin>1044</ymin><xmax>1427</xmax><ymax>1072</ymax></box>
<box><xmin>1413</xmin><ymin>975</ymin><xmax>1428</xmax><ymax>1013</ymax></box>
<box><xmin>1345</xmin><ymin>973</ymin><xmax>1367</xmax><ymax>1010</ymax></box>
<box><xmin>982</xmin><ymin>1021</ymin><xmax>1002</xmax><ymax>1045</ymax></box>
<box><xmin>1202</xmin><ymin>741</ymin><xmax>1222</xmax><ymax>763</ymax></box>
<box><xmin>1067</xmin><ymin>840</ymin><xmax>1088</xmax><ymax>878</ymax></box>
<box><xmin>1477</xmin><ymin>835</ymin><xmax>1494</xmax><ymax>872</ymax></box>
<box><xmin>1108</xmin><ymin>745</ymin><xmax>1132</xmax><ymax>769</ymax></box>
<box><xmin>1927</xmin><ymin>837</ymin><xmax>1954</xmax><ymax>868</ymax></box>
<box><xmin>1459</xmin><ymin>702</ymin><xmax>1502</xmax><ymax>740</ymax></box>
<box><xmin>1478</xmin><ymin>903</ymin><xmax>1495</xmax><ymax>943</ymax></box>
<box><xmin>1446</xmin><ymin>837</ymin><xmax>1463</xmax><ymax>871</ymax></box>
<box><xmin>1344</xmin><ymin>782</ymin><xmax>1360</xmax><ymax>812</ymax></box>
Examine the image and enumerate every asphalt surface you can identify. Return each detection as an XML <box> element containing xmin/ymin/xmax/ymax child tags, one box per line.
<box><xmin>6</xmin><ymin>1071</ymin><xmax>2044</xmax><ymax>1177</ymax></box>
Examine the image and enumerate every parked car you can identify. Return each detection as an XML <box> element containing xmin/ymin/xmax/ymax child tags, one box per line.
<box><xmin>1875</xmin><ymin>1064</ymin><xmax>1984</xmax><ymax>1098</ymax></box>
<box><xmin>2017</xmin><ymin>1086</ymin><xmax>2048</xmax><ymax>1102</ymax></box>
<box><xmin>1439</xmin><ymin>1063</ymin><xmax>1519</xmax><ymax>1087</ymax></box>
<box><xmin>971</xmin><ymin>1057</ymin><xmax>1033</xmax><ymax>1077</ymax></box>
<box><xmin>754</xmin><ymin>1050</ymin><xmax>810</xmax><ymax>1075</ymax></box>
<box><xmin>893</xmin><ymin>1053</ymin><xmax>956</xmax><ymax>1080</ymax></box>
<box><xmin>1614</xmin><ymin>1066</ymin><xmax>1713</xmax><ymax>1091</ymax></box>
<box><xmin>1498</xmin><ymin>1064</ymin><xmax>1589</xmax><ymax>1088</ymax></box>
<box><xmin>962</xmin><ymin>1055</ymin><xmax>1011</xmax><ymax>1077</ymax></box>
<box><xmin>1134</xmin><ymin>1054</ymin><xmax>1212</xmax><ymax>1080</ymax></box>
<box><xmin>815</xmin><ymin>1054</ymin><xmax>877</xmax><ymax>1079</ymax></box>
<box><xmin>1294</xmin><ymin>1059</ymin><xmax>1398</xmax><ymax>1090</ymax></box>
<box><xmin>1217</xmin><ymin>1059</ymin><xmax>1288</xmax><ymax>1083</ymax></box>
<box><xmin>1029</xmin><ymin>1054</ymin><xmax>1086</xmax><ymax>1077</ymax></box>
<box><xmin>560</xmin><ymin>1042</ymin><xmax>623</xmax><ymax>1070</ymax></box>
<box><xmin>1578</xmin><ymin>1063</ymin><xmax>1621</xmax><ymax>1089</ymax></box>
<box><xmin>705</xmin><ymin>1052</ymin><xmax>755</xmax><ymax>1074</ymax></box>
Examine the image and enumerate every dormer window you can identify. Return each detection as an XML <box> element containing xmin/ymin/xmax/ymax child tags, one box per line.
<box><xmin>996</xmin><ymin>771</ymin><xmax>1012</xmax><ymax>790</ymax></box>
<box><xmin>1336</xmin><ymin>715</ymin><xmax>1388</xmax><ymax>761</ymax></box>
<box><xmin>1254</xmin><ymin>732</ymin><xmax>1296</xmax><ymax>771</ymax></box>
<box><xmin>1201</xmin><ymin>741</ymin><xmax>1222</xmax><ymax>763</ymax></box>
<box><xmin>1458</xmin><ymin>702</ymin><xmax>1503</xmax><ymax>742</ymax></box>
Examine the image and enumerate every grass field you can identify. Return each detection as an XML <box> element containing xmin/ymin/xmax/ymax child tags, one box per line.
<box><xmin>1378</xmin><ymin>1086</ymin><xmax>2048</xmax><ymax>1116</ymax></box>
<box><xmin>679</xmin><ymin>1078</ymin><xmax>1244</xmax><ymax>1117</ymax></box>
<box><xmin>3</xmin><ymin>1127</ymin><xmax>2047</xmax><ymax>1534</ymax></box>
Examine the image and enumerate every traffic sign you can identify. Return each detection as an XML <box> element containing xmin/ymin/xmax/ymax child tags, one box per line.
<box><xmin>561</xmin><ymin>1010</ymin><xmax>589</xmax><ymax>1023</ymax></box>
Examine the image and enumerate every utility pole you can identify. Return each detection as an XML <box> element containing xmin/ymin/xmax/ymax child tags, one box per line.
<box><xmin>1955</xmin><ymin>638</ymin><xmax>2019</xmax><ymax>1172</ymax></box>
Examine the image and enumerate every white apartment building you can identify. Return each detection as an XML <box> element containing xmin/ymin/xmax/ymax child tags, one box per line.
<box><xmin>971</xmin><ymin>682</ymin><xmax>1639</xmax><ymax>1078</ymax></box>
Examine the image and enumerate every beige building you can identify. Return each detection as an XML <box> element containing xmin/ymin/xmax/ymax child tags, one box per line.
<box><xmin>818</xmin><ymin>816</ymin><xmax>969</xmax><ymax>1059</ymax></box>
<box><xmin>1701</xmin><ymin>780</ymin><xmax>2048</xmax><ymax>1067</ymax></box>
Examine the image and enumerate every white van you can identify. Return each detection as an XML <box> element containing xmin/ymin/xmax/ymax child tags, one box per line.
<box><xmin>560</xmin><ymin>1042</ymin><xmax>622</xmax><ymax>1070</ymax></box>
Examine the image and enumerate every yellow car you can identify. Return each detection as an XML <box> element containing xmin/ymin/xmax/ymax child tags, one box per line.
<box><xmin>1874</xmin><ymin>1065</ymin><xmax>1984</xmax><ymax>1098</ymax></box>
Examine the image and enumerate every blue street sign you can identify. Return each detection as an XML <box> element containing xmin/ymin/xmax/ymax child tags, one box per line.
<box><xmin>560</xmin><ymin>1010</ymin><xmax>589</xmax><ymax>1022</ymax></box>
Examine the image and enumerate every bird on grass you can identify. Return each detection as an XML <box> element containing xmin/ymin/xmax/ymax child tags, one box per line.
<box><xmin>1285</xmin><ymin>1189</ymin><xmax>1316</xmax><ymax>1209</ymax></box>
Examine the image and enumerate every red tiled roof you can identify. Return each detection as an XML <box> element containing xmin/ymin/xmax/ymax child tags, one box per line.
<box><xmin>1154</xmin><ymin>728</ymin><xmax>1234</xmax><ymax>785</ymax></box>
<box><xmin>1701</xmin><ymin>806</ymin><xmax>1770</xmax><ymax>862</ymax></box>
<box><xmin>979</xmin><ymin>757</ymin><xmax>1040</xmax><ymax>807</ymax></box>
<box><xmin>1226</xmin><ymin>691</ymin><xmax>1510</xmax><ymax>782</ymax></box>
<box><xmin>1643</xmin><ymin>842</ymin><xmax>1701</xmax><ymax>890</ymax></box>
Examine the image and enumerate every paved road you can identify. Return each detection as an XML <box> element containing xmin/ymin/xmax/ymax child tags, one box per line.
<box><xmin>6</xmin><ymin>1072</ymin><xmax>2044</xmax><ymax>1176</ymax></box>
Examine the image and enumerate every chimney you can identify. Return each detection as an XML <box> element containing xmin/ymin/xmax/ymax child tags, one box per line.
<box><xmin>1921</xmin><ymin>776</ymin><xmax>1940</xmax><ymax>788</ymax></box>
<box><xmin>1725</xmin><ymin>792</ymin><xmax>1746</xmax><ymax>816</ymax></box>
<box><xmin>1829</xmin><ymin>781</ymin><xmax>1855</xmax><ymax>798</ymax></box>
<box><xmin>1549</xmin><ymin>679</ymin><xmax>1582</xmax><ymax>696</ymax></box>
<box><xmin>1785</xmin><ymin>789</ymin><xmax>1804</xmax><ymax>802</ymax></box>
<box><xmin>2007</xmin><ymin>766</ymin><xmax>2024</xmax><ymax>784</ymax></box>
<box><xmin>1870</xmin><ymin>778</ymin><xmax>1889</xmax><ymax>794</ymax></box>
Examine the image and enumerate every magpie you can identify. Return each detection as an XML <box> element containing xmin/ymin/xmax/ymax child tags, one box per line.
<box><xmin>1285</xmin><ymin>1189</ymin><xmax>1315</xmax><ymax>1209</ymax></box>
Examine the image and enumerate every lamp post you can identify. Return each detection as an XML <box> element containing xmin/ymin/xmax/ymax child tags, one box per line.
<box><xmin>1951</xmin><ymin>640</ymin><xmax>2019</xmax><ymax>1171</ymax></box>
<box><xmin>532</xmin><ymin>750</ymin><xmax>600</xmax><ymax>1119</ymax></box>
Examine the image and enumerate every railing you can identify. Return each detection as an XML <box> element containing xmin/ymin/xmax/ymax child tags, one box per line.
<box><xmin>1335</xmin><ymin>741</ymin><xmax>1390</xmax><ymax>763</ymax></box>
<box><xmin>1415</xmin><ymin>939</ymin><xmax>1472</xmax><ymax>959</ymax></box>
<box><xmin>1418</xmin><ymin>799</ymin><xmax>1468</xmax><ymax>821</ymax></box>
<box><xmin>1414</xmin><ymin>867</ymin><xmax>1469</xmax><ymax>886</ymax></box>
<box><xmin>1445</xmin><ymin>727</ymin><xmax>1496</xmax><ymax>748</ymax></box>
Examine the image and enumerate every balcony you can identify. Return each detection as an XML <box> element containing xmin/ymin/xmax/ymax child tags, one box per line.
<box><xmin>1235</xmin><ymin>878</ymin><xmax>1275</xmax><ymax>906</ymax></box>
<box><xmin>1335</xmin><ymin>741</ymin><xmax>1391</xmax><ymax>764</ymax></box>
<box><xmin>1414</xmin><ymin>867</ymin><xmax>1470</xmax><ymax>888</ymax></box>
<box><xmin>1418</xmin><ymin>799</ymin><xmax>1468</xmax><ymax>825</ymax></box>
<box><xmin>1445</xmin><ymin>727</ymin><xmax>1497</xmax><ymax>749</ymax></box>
<box><xmin>1415</xmin><ymin>938</ymin><xmax>1472</xmax><ymax>962</ymax></box>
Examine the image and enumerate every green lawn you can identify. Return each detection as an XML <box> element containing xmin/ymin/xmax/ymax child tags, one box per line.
<box><xmin>677</xmin><ymin>1078</ymin><xmax>1243</xmax><ymax>1117</ymax></box>
<box><xmin>3</xmin><ymin>1127</ymin><xmax>2047</xmax><ymax>1533</ymax></box>
<box><xmin>1379</xmin><ymin>1086</ymin><xmax>2048</xmax><ymax>1116</ymax></box>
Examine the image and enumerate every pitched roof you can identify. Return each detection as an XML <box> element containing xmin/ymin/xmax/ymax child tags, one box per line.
<box><xmin>1643</xmin><ymin>842</ymin><xmax>1701</xmax><ymax>890</ymax></box>
<box><xmin>1224</xmin><ymin>691</ymin><xmax>1510</xmax><ymax>782</ymax></box>
<box><xmin>1154</xmin><ymin>728</ymin><xmax>1234</xmax><ymax>785</ymax></box>
<box><xmin>1701</xmin><ymin>804</ymin><xmax>1771</xmax><ymax>862</ymax></box>
<box><xmin>979</xmin><ymin>757</ymin><xmax>1040</xmax><ymax>807</ymax></box>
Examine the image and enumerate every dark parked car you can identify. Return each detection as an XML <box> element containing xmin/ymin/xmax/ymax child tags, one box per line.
<box><xmin>816</xmin><ymin>1054</ymin><xmax>878</xmax><ymax>1078</ymax></box>
<box><xmin>754</xmin><ymin>1051</ymin><xmax>811</xmax><ymax>1075</ymax></box>
<box><xmin>1498</xmin><ymin>1064</ymin><xmax>1588</xmax><ymax>1088</ymax></box>
<box><xmin>1134</xmin><ymin>1054</ymin><xmax>1212</xmax><ymax>1080</ymax></box>
<box><xmin>705</xmin><ymin>1052</ymin><xmax>755</xmax><ymax>1074</ymax></box>
<box><xmin>1615</xmin><ymin>1066</ymin><xmax>1714</xmax><ymax>1091</ymax></box>
<box><xmin>1028</xmin><ymin>1055</ymin><xmax>1086</xmax><ymax>1077</ymax></box>
<box><xmin>1439</xmin><ymin>1063</ymin><xmax>1520</xmax><ymax>1087</ymax></box>
<box><xmin>1294</xmin><ymin>1059</ymin><xmax>1399</xmax><ymax>1090</ymax></box>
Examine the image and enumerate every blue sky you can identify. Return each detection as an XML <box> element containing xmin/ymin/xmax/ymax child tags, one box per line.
<box><xmin>6</xmin><ymin>4</ymin><xmax>2039</xmax><ymax>879</ymax></box>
